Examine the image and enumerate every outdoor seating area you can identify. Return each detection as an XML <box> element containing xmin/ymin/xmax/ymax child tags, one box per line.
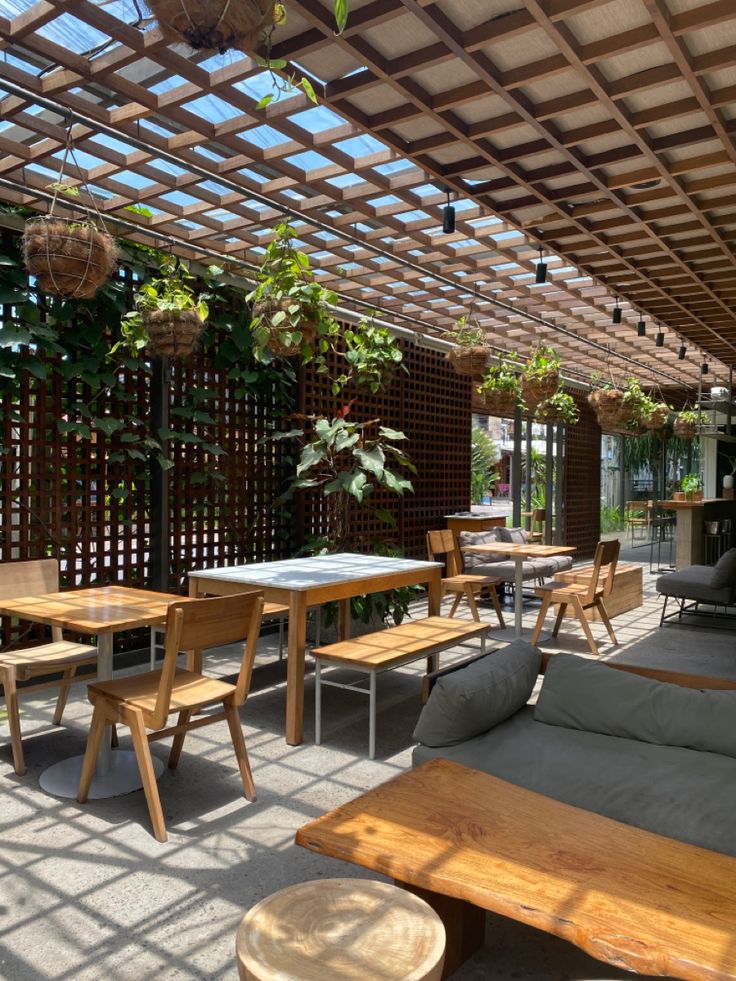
<box><xmin>2</xmin><ymin>0</ymin><xmax>736</xmax><ymax>978</ymax></box>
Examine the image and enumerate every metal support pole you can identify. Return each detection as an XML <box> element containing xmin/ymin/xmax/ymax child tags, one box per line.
<box><xmin>524</xmin><ymin>416</ymin><xmax>533</xmax><ymax>522</ymax></box>
<box><xmin>555</xmin><ymin>423</ymin><xmax>564</xmax><ymax>544</ymax></box>
<box><xmin>545</xmin><ymin>423</ymin><xmax>554</xmax><ymax>544</ymax></box>
<box><xmin>729</xmin><ymin>367</ymin><xmax>733</xmax><ymax>437</ymax></box>
<box><xmin>150</xmin><ymin>357</ymin><xmax>170</xmax><ymax>592</ymax></box>
<box><xmin>512</xmin><ymin>405</ymin><xmax>522</xmax><ymax>528</ymax></box>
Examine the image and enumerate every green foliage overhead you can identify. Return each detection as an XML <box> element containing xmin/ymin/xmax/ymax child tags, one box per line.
<box><xmin>476</xmin><ymin>357</ymin><xmax>522</xmax><ymax>396</ymax></box>
<box><xmin>442</xmin><ymin>315</ymin><xmax>486</xmax><ymax>348</ymax></box>
<box><xmin>522</xmin><ymin>342</ymin><xmax>560</xmax><ymax>381</ymax></box>
<box><xmin>327</xmin><ymin>315</ymin><xmax>406</xmax><ymax>395</ymax></box>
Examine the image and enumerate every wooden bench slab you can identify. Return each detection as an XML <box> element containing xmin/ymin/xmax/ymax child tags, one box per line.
<box><xmin>296</xmin><ymin>758</ymin><xmax>736</xmax><ymax>981</ymax></box>
<box><xmin>310</xmin><ymin>616</ymin><xmax>489</xmax><ymax>670</ymax></box>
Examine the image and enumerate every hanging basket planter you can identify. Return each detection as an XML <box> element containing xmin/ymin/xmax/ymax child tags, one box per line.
<box><xmin>446</xmin><ymin>346</ymin><xmax>490</xmax><ymax>379</ymax></box>
<box><xmin>642</xmin><ymin>404</ymin><xmax>669</xmax><ymax>431</ymax></box>
<box><xmin>674</xmin><ymin>417</ymin><xmax>698</xmax><ymax>439</ymax></box>
<box><xmin>22</xmin><ymin>216</ymin><xmax>117</xmax><ymax>300</ymax></box>
<box><xmin>252</xmin><ymin>297</ymin><xmax>316</xmax><ymax>357</ymax></box>
<box><xmin>144</xmin><ymin>309</ymin><xmax>205</xmax><ymax>359</ymax></box>
<box><xmin>478</xmin><ymin>389</ymin><xmax>518</xmax><ymax>417</ymax></box>
<box><xmin>521</xmin><ymin>369</ymin><xmax>559</xmax><ymax>405</ymax></box>
<box><xmin>147</xmin><ymin>0</ymin><xmax>276</xmax><ymax>53</ymax></box>
<box><xmin>588</xmin><ymin>388</ymin><xmax>627</xmax><ymax>431</ymax></box>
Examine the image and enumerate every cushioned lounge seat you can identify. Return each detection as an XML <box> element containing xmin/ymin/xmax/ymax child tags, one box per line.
<box><xmin>657</xmin><ymin>549</ymin><xmax>736</xmax><ymax>624</ymax></box>
<box><xmin>460</xmin><ymin>528</ymin><xmax>573</xmax><ymax>586</ymax></box>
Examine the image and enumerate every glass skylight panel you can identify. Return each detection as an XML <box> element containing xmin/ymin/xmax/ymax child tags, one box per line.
<box><xmin>88</xmin><ymin>133</ymin><xmax>133</xmax><ymax>158</ymax></box>
<box><xmin>37</xmin><ymin>13</ymin><xmax>109</xmax><ymax>54</ymax></box>
<box><xmin>396</xmin><ymin>209</ymin><xmax>429</xmax><ymax>223</ymax></box>
<box><xmin>151</xmin><ymin>158</ymin><xmax>188</xmax><ymax>178</ymax></box>
<box><xmin>413</xmin><ymin>184</ymin><xmax>439</xmax><ymax>199</ymax></box>
<box><xmin>197</xmin><ymin>50</ymin><xmax>248</xmax><ymax>72</ymax></box>
<box><xmin>234</xmin><ymin>73</ymin><xmax>300</xmax><ymax>105</ymax></box>
<box><xmin>193</xmin><ymin>145</ymin><xmax>227</xmax><ymax>163</ymax></box>
<box><xmin>111</xmin><ymin>169</ymin><xmax>155</xmax><ymax>190</ymax></box>
<box><xmin>149</xmin><ymin>75</ymin><xmax>187</xmax><ymax>96</ymax></box>
<box><xmin>184</xmin><ymin>94</ymin><xmax>241</xmax><ymax>122</ymax></box>
<box><xmin>160</xmin><ymin>190</ymin><xmax>201</xmax><ymax>207</ymax></box>
<box><xmin>289</xmin><ymin>105</ymin><xmax>345</xmax><ymax>133</ymax></box>
<box><xmin>282</xmin><ymin>188</ymin><xmax>307</xmax><ymax>200</ymax></box>
<box><xmin>139</xmin><ymin>119</ymin><xmax>177</xmax><ymax>139</ymax></box>
<box><xmin>367</xmin><ymin>194</ymin><xmax>402</xmax><ymax>208</ymax></box>
<box><xmin>490</xmin><ymin>230</ymin><xmax>520</xmax><ymax>241</ymax></box>
<box><xmin>239</xmin><ymin>125</ymin><xmax>292</xmax><ymax>150</ymax></box>
<box><xmin>325</xmin><ymin>173</ymin><xmax>364</xmax><ymax>188</ymax></box>
<box><xmin>283</xmin><ymin>150</ymin><xmax>333</xmax><ymax>171</ymax></box>
<box><xmin>238</xmin><ymin>167</ymin><xmax>269</xmax><ymax>184</ymax></box>
<box><xmin>334</xmin><ymin>134</ymin><xmax>385</xmax><ymax>158</ymax></box>
<box><xmin>373</xmin><ymin>159</ymin><xmax>415</xmax><ymax>175</ymax></box>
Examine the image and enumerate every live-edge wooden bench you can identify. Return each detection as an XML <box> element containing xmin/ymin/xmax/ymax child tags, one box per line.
<box><xmin>311</xmin><ymin>615</ymin><xmax>489</xmax><ymax>758</ymax></box>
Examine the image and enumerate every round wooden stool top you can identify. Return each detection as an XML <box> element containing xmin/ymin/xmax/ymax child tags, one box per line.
<box><xmin>236</xmin><ymin>877</ymin><xmax>446</xmax><ymax>981</ymax></box>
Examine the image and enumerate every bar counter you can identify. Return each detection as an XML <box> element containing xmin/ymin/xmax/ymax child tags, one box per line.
<box><xmin>656</xmin><ymin>498</ymin><xmax>736</xmax><ymax>568</ymax></box>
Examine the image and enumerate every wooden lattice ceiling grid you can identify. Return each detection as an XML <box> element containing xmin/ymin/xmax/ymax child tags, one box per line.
<box><xmin>0</xmin><ymin>0</ymin><xmax>734</xmax><ymax>393</ymax></box>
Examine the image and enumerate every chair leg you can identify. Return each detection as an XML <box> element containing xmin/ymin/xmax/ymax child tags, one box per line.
<box><xmin>52</xmin><ymin>664</ymin><xmax>77</xmax><ymax>726</ymax></box>
<box><xmin>447</xmin><ymin>591</ymin><xmax>462</xmax><ymax>618</ymax></box>
<box><xmin>595</xmin><ymin>598</ymin><xmax>618</xmax><ymax>645</ymax></box>
<box><xmin>168</xmin><ymin>709</ymin><xmax>191</xmax><ymax>770</ymax></box>
<box><xmin>2</xmin><ymin>665</ymin><xmax>25</xmax><ymax>776</ymax></box>
<box><xmin>77</xmin><ymin>703</ymin><xmax>109</xmax><ymax>802</ymax></box>
<box><xmin>531</xmin><ymin>593</ymin><xmax>552</xmax><ymax>645</ymax></box>
<box><xmin>224</xmin><ymin>703</ymin><xmax>257</xmax><ymax>803</ymax></box>
<box><xmin>552</xmin><ymin>602</ymin><xmax>567</xmax><ymax>637</ymax></box>
<box><xmin>571</xmin><ymin>596</ymin><xmax>599</xmax><ymax>656</ymax></box>
<box><xmin>127</xmin><ymin>708</ymin><xmax>167</xmax><ymax>843</ymax></box>
<box><xmin>489</xmin><ymin>585</ymin><xmax>505</xmax><ymax>629</ymax></box>
<box><xmin>462</xmin><ymin>584</ymin><xmax>480</xmax><ymax>623</ymax></box>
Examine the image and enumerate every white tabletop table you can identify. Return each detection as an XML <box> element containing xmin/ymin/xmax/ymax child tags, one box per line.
<box><xmin>189</xmin><ymin>553</ymin><xmax>443</xmax><ymax>745</ymax></box>
<box><xmin>461</xmin><ymin>542</ymin><xmax>576</xmax><ymax>638</ymax></box>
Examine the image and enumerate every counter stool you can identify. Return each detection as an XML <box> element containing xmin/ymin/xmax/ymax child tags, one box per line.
<box><xmin>236</xmin><ymin>878</ymin><xmax>446</xmax><ymax>981</ymax></box>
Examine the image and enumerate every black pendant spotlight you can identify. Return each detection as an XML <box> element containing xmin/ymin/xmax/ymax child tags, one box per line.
<box><xmin>442</xmin><ymin>188</ymin><xmax>455</xmax><ymax>234</ymax></box>
<box><xmin>678</xmin><ymin>343</ymin><xmax>687</xmax><ymax>360</ymax></box>
<box><xmin>612</xmin><ymin>297</ymin><xmax>622</xmax><ymax>324</ymax></box>
<box><xmin>637</xmin><ymin>314</ymin><xmax>646</xmax><ymax>337</ymax></box>
<box><xmin>702</xmin><ymin>362</ymin><xmax>709</xmax><ymax>374</ymax></box>
<box><xmin>535</xmin><ymin>245</ymin><xmax>547</xmax><ymax>284</ymax></box>
<box><xmin>655</xmin><ymin>327</ymin><xmax>664</xmax><ymax>347</ymax></box>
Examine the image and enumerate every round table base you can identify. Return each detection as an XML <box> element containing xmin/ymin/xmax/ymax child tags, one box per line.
<box><xmin>39</xmin><ymin>750</ymin><xmax>165</xmax><ymax>799</ymax></box>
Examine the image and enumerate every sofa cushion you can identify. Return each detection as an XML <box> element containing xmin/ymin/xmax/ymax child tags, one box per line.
<box><xmin>656</xmin><ymin>566</ymin><xmax>733</xmax><ymax>605</ymax></box>
<box><xmin>710</xmin><ymin>547</ymin><xmax>736</xmax><ymax>589</ymax></box>
<box><xmin>472</xmin><ymin>560</ymin><xmax>540</xmax><ymax>582</ymax></box>
<box><xmin>534</xmin><ymin>653</ymin><xmax>736</xmax><ymax>759</ymax></box>
<box><xmin>412</xmin><ymin>706</ymin><xmax>736</xmax><ymax>857</ymax></box>
<box><xmin>459</xmin><ymin>529</ymin><xmax>504</xmax><ymax>570</ymax></box>
<box><xmin>499</xmin><ymin>527</ymin><xmax>530</xmax><ymax>544</ymax></box>
<box><xmin>413</xmin><ymin>640</ymin><xmax>541</xmax><ymax>747</ymax></box>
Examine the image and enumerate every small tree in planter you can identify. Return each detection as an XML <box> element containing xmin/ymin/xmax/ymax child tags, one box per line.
<box><xmin>118</xmin><ymin>256</ymin><xmax>213</xmax><ymax>358</ymax></box>
<box><xmin>520</xmin><ymin>342</ymin><xmax>560</xmax><ymax>407</ymax></box>
<box><xmin>535</xmin><ymin>389</ymin><xmax>579</xmax><ymax>426</ymax></box>
<box><xmin>443</xmin><ymin>316</ymin><xmax>490</xmax><ymax>378</ymax></box>
<box><xmin>476</xmin><ymin>359</ymin><xmax>522</xmax><ymax>417</ymax></box>
<box><xmin>247</xmin><ymin>221</ymin><xmax>338</xmax><ymax>361</ymax></box>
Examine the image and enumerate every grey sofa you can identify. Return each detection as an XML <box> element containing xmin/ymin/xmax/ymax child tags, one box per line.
<box><xmin>413</xmin><ymin>643</ymin><xmax>736</xmax><ymax>857</ymax></box>
<box><xmin>459</xmin><ymin>527</ymin><xmax>573</xmax><ymax>586</ymax></box>
<box><xmin>656</xmin><ymin>547</ymin><xmax>736</xmax><ymax>624</ymax></box>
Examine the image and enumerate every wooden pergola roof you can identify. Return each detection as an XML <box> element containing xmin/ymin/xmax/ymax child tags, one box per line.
<box><xmin>1</xmin><ymin>0</ymin><xmax>734</xmax><ymax>392</ymax></box>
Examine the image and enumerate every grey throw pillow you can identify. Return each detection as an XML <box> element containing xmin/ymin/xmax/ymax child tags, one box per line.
<box><xmin>413</xmin><ymin>640</ymin><xmax>541</xmax><ymax>747</ymax></box>
<box><xmin>499</xmin><ymin>527</ymin><xmax>530</xmax><ymax>544</ymax></box>
<box><xmin>534</xmin><ymin>653</ymin><xmax>736</xmax><ymax>759</ymax></box>
<box><xmin>710</xmin><ymin>548</ymin><xmax>736</xmax><ymax>589</ymax></box>
<box><xmin>459</xmin><ymin>528</ymin><xmax>503</xmax><ymax>570</ymax></box>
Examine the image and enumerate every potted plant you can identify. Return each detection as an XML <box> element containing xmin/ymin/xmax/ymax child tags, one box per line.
<box><xmin>443</xmin><ymin>316</ymin><xmax>490</xmax><ymax>378</ymax></box>
<box><xmin>674</xmin><ymin>409</ymin><xmax>706</xmax><ymax>439</ymax></box>
<box><xmin>640</xmin><ymin>394</ymin><xmax>671</xmax><ymax>431</ymax></box>
<box><xmin>588</xmin><ymin>374</ymin><xmax>625</xmax><ymax>431</ymax></box>
<box><xmin>22</xmin><ymin>184</ymin><xmax>117</xmax><ymax>300</ymax></box>
<box><xmin>681</xmin><ymin>473</ymin><xmax>703</xmax><ymax>502</ymax></box>
<box><xmin>247</xmin><ymin>220</ymin><xmax>338</xmax><ymax>360</ymax></box>
<box><xmin>120</xmin><ymin>256</ymin><xmax>212</xmax><ymax>358</ymax></box>
<box><xmin>719</xmin><ymin>454</ymin><xmax>736</xmax><ymax>493</ymax></box>
<box><xmin>476</xmin><ymin>359</ymin><xmax>522</xmax><ymax>417</ymax></box>
<box><xmin>535</xmin><ymin>389</ymin><xmax>579</xmax><ymax>426</ymax></box>
<box><xmin>520</xmin><ymin>343</ymin><xmax>560</xmax><ymax>406</ymax></box>
<box><xmin>328</xmin><ymin>315</ymin><xmax>406</xmax><ymax>396</ymax></box>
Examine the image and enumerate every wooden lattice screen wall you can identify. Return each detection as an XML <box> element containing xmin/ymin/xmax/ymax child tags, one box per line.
<box><xmin>300</xmin><ymin>338</ymin><xmax>472</xmax><ymax>559</ymax></box>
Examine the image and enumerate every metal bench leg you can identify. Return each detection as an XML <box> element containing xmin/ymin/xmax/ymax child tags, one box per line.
<box><xmin>659</xmin><ymin>595</ymin><xmax>668</xmax><ymax>626</ymax></box>
<box><xmin>278</xmin><ymin>618</ymin><xmax>285</xmax><ymax>660</ymax></box>
<box><xmin>315</xmin><ymin>659</ymin><xmax>322</xmax><ymax>746</ymax></box>
<box><xmin>369</xmin><ymin>671</ymin><xmax>377</xmax><ymax>760</ymax></box>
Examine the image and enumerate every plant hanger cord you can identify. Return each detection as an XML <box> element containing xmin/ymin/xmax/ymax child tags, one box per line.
<box><xmin>45</xmin><ymin>124</ymin><xmax>111</xmax><ymax>299</ymax></box>
<box><xmin>178</xmin><ymin>0</ymin><xmax>234</xmax><ymax>34</ymax></box>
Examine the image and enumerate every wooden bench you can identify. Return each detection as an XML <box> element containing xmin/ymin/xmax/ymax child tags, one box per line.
<box><xmin>554</xmin><ymin>561</ymin><xmax>642</xmax><ymax>621</ymax></box>
<box><xmin>311</xmin><ymin>616</ymin><xmax>489</xmax><ymax>758</ymax></box>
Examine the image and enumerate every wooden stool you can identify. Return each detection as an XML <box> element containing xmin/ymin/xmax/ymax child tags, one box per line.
<box><xmin>236</xmin><ymin>878</ymin><xmax>446</xmax><ymax>981</ymax></box>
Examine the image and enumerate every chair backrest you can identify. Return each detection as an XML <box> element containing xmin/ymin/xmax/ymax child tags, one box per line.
<box><xmin>530</xmin><ymin>508</ymin><xmax>546</xmax><ymax>538</ymax></box>
<box><xmin>152</xmin><ymin>591</ymin><xmax>264</xmax><ymax>729</ymax></box>
<box><xmin>0</xmin><ymin>558</ymin><xmax>59</xmax><ymax>599</ymax></box>
<box><xmin>426</xmin><ymin>529</ymin><xmax>461</xmax><ymax>576</ymax></box>
<box><xmin>584</xmin><ymin>539</ymin><xmax>620</xmax><ymax>603</ymax></box>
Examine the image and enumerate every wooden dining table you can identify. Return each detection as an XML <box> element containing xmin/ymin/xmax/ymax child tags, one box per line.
<box><xmin>460</xmin><ymin>542</ymin><xmax>576</xmax><ymax>637</ymax></box>
<box><xmin>189</xmin><ymin>553</ymin><xmax>443</xmax><ymax>746</ymax></box>
<box><xmin>0</xmin><ymin>584</ymin><xmax>188</xmax><ymax>798</ymax></box>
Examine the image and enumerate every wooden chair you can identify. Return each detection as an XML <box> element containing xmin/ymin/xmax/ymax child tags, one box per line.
<box><xmin>531</xmin><ymin>539</ymin><xmax>620</xmax><ymax>656</ymax></box>
<box><xmin>77</xmin><ymin>591</ymin><xmax>264</xmax><ymax>842</ymax></box>
<box><xmin>0</xmin><ymin>558</ymin><xmax>97</xmax><ymax>775</ymax></box>
<box><xmin>528</xmin><ymin>507</ymin><xmax>546</xmax><ymax>542</ymax></box>
<box><xmin>426</xmin><ymin>530</ymin><xmax>505</xmax><ymax>628</ymax></box>
<box><xmin>625</xmin><ymin>500</ymin><xmax>648</xmax><ymax>543</ymax></box>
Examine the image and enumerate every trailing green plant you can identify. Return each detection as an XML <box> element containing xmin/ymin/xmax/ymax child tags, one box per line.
<box><xmin>247</xmin><ymin>220</ymin><xmax>339</xmax><ymax>362</ymax></box>
<box><xmin>681</xmin><ymin>473</ymin><xmax>703</xmax><ymax>498</ymax></box>
<box><xmin>679</xmin><ymin>408</ymin><xmax>708</xmax><ymax>425</ymax></box>
<box><xmin>621</xmin><ymin>376</ymin><xmax>650</xmax><ymax>424</ymax></box>
<box><xmin>116</xmin><ymin>256</ymin><xmax>215</xmax><ymax>354</ymax></box>
<box><xmin>535</xmin><ymin>389</ymin><xmax>579</xmax><ymax>425</ymax></box>
<box><xmin>442</xmin><ymin>315</ymin><xmax>486</xmax><ymax>348</ymax></box>
<box><xmin>327</xmin><ymin>314</ymin><xmax>406</xmax><ymax>395</ymax></box>
<box><xmin>476</xmin><ymin>358</ymin><xmax>521</xmax><ymax>397</ymax></box>
<box><xmin>272</xmin><ymin>412</ymin><xmax>415</xmax><ymax>552</ymax></box>
<box><xmin>522</xmin><ymin>342</ymin><xmax>560</xmax><ymax>383</ymax></box>
<box><xmin>471</xmin><ymin>425</ymin><xmax>500</xmax><ymax>503</ymax></box>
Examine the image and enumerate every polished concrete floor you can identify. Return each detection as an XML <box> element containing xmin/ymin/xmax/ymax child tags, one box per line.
<box><xmin>1</xmin><ymin>548</ymin><xmax>733</xmax><ymax>980</ymax></box>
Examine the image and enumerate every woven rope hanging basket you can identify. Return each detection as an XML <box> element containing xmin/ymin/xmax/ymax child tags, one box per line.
<box><xmin>144</xmin><ymin>309</ymin><xmax>204</xmax><ymax>359</ymax></box>
<box><xmin>521</xmin><ymin>370</ymin><xmax>559</xmax><ymax>405</ymax></box>
<box><xmin>674</xmin><ymin>418</ymin><xmax>698</xmax><ymax>439</ymax></box>
<box><xmin>252</xmin><ymin>297</ymin><xmax>317</xmax><ymax>357</ymax></box>
<box><xmin>446</xmin><ymin>346</ymin><xmax>490</xmax><ymax>379</ymax></box>
<box><xmin>147</xmin><ymin>0</ymin><xmax>276</xmax><ymax>52</ymax></box>
<box><xmin>588</xmin><ymin>389</ymin><xmax>628</xmax><ymax>432</ymax></box>
<box><xmin>479</xmin><ymin>389</ymin><xmax>518</xmax><ymax>418</ymax></box>
<box><xmin>22</xmin><ymin>217</ymin><xmax>117</xmax><ymax>300</ymax></box>
<box><xmin>643</xmin><ymin>406</ymin><xmax>669</xmax><ymax>430</ymax></box>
